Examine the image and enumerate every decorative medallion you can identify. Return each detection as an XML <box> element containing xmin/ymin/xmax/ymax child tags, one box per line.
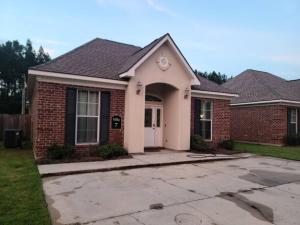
<box><xmin>157</xmin><ymin>55</ymin><xmax>171</xmax><ymax>71</ymax></box>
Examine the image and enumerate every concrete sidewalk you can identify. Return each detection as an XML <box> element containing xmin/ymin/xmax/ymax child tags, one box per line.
<box><xmin>38</xmin><ymin>151</ymin><xmax>252</xmax><ymax>177</ymax></box>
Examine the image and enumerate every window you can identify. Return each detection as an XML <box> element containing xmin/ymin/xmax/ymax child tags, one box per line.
<box><xmin>76</xmin><ymin>90</ymin><xmax>99</xmax><ymax>144</ymax></box>
<box><xmin>200</xmin><ymin>101</ymin><xmax>212</xmax><ymax>140</ymax></box>
<box><xmin>144</xmin><ymin>108</ymin><xmax>152</xmax><ymax>127</ymax></box>
<box><xmin>288</xmin><ymin>108</ymin><xmax>298</xmax><ymax>135</ymax></box>
<box><xmin>156</xmin><ymin>108</ymin><xmax>161</xmax><ymax>127</ymax></box>
<box><xmin>145</xmin><ymin>95</ymin><xmax>162</xmax><ymax>102</ymax></box>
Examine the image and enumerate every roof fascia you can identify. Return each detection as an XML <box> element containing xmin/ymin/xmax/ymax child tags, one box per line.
<box><xmin>191</xmin><ymin>90</ymin><xmax>239</xmax><ymax>99</ymax></box>
<box><xmin>28</xmin><ymin>69</ymin><xmax>129</xmax><ymax>86</ymax></box>
<box><xmin>231</xmin><ymin>99</ymin><xmax>300</xmax><ymax>106</ymax></box>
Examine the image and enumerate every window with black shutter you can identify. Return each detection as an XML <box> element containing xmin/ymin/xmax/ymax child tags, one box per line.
<box><xmin>287</xmin><ymin>108</ymin><xmax>297</xmax><ymax>135</ymax></box>
<box><xmin>76</xmin><ymin>90</ymin><xmax>100</xmax><ymax>144</ymax></box>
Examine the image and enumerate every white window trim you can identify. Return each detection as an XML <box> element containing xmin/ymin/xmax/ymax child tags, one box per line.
<box><xmin>199</xmin><ymin>100</ymin><xmax>213</xmax><ymax>141</ymax></box>
<box><xmin>290</xmin><ymin>108</ymin><xmax>298</xmax><ymax>134</ymax></box>
<box><xmin>75</xmin><ymin>89</ymin><xmax>101</xmax><ymax>145</ymax></box>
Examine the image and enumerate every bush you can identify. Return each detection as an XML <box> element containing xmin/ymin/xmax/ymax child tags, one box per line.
<box><xmin>47</xmin><ymin>144</ymin><xmax>75</xmax><ymax>160</ymax></box>
<box><xmin>97</xmin><ymin>144</ymin><xmax>128</xmax><ymax>160</ymax></box>
<box><xmin>219</xmin><ymin>139</ymin><xmax>235</xmax><ymax>150</ymax></box>
<box><xmin>284</xmin><ymin>134</ymin><xmax>300</xmax><ymax>146</ymax></box>
<box><xmin>190</xmin><ymin>135</ymin><xmax>209</xmax><ymax>151</ymax></box>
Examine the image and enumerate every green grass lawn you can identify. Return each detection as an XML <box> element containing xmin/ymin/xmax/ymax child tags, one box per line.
<box><xmin>235</xmin><ymin>142</ymin><xmax>300</xmax><ymax>161</ymax></box>
<box><xmin>0</xmin><ymin>142</ymin><xmax>51</xmax><ymax>225</ymax></box>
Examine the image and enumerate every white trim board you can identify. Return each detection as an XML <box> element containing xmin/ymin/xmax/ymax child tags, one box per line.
<box><xmin>35</xmin><ymin>76</ymin><xmax>127</xmax><ymax>90</ymax></box>
<box><xmin>191</xmin><ymin>90</ymin><xmax>239</xmax><ymax>99</ymax></box>
<box><xmin>119</xmin><ymin>35</ymin><xmax>200</xmax><ymax>86</ymax></box>
<box><xmin>231</xmin><ymin>99</ymin><xmax>300</xmax><ymax>106</ymax></box>
<box><xmin>29</xmin><ymin>69</ymin><xmax>129</xmax><ymax>85</ymax></box>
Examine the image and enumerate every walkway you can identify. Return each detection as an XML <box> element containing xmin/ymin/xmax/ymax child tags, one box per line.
<box><xmin>38</xmin><ymin>150</ymin><xmax>251</xmax><ymax>177</ymax></box>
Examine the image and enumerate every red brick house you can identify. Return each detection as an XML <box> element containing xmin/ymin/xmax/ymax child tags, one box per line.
<box><xmin>223</xmin><ymin>69</ymin><xmax>300</xmax><ymax>145</ymax></box>
<box><xmin>28</xmin><ymin>33</ymin><xmax>237</xmax><ymax>160</ymax></box>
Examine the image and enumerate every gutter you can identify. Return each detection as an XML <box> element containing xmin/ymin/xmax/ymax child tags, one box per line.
<box><xmin>231</xmin><ymin>99</ymin><xmax>300</xmax><ymax>106</ymax></box>
<box><xmin>191</xmin><ymin>90</ymin><xmax>239</xmax><ymax>98</ymax></box>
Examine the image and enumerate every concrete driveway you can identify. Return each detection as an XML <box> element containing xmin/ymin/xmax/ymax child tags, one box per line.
<box><xmin>43</xmin><ymin>156</ymin><xmax>300</xmax><ymax>225</ymax></box>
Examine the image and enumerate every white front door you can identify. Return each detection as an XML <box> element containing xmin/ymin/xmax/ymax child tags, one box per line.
<box><xmin>144</xmin><ymin>105</ymin><xmax>163</xmax><ymax>147</ymax></box>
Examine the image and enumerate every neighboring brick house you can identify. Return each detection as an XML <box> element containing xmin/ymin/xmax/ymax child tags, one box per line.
<box><xmin>223</xmin><ymin>69</ymin><xmax>300</xmax><ymax>145</ymax></box>
<box><xmin>28</xmin><ymin>33</ymin><xmax>237</xmax><ymax>160</ymax></box>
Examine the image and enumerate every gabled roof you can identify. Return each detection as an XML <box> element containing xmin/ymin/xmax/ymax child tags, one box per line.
<box><xmin>223</xmin><ymin>69</ymin><xmax>300</xmax><ymax>104</ymax></box>
<box><xmin>31</xmin><ymin>33</ymin><xmax>198</xmax><ymax>84</ymax></box>
<box><xmin>118</xmin><ymin>34</ymin><xmax>166</xmax><ymax>75</ymax></box>
<box><xmin>31</xmin><ymin>37</ymin><xmax>142</xmax><ymax>80</ymax></box>
<box><xmin>192</xmin><ymin>75</ymin><xmax>237</xmax><ymax>95</ymax></box>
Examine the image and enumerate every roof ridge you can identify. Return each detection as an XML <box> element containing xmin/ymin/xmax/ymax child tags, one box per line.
<box><xmin>129</xmin><ymin>33</ymin><xmax>169</xmax><ymax>56</ymax></box>
<box><xmin>94</xmin><ymin>37</ymin><xmax>141</xmax><ymax>49</ymax></box>
<box><xmin>117</xmin><ymin>33</ymin><xmax>169</xmax><ymax>75</ymax></box>
<box><xmin>246</xmin><ymin>69</ymin><xmax>287</xmax><ymax>81</ymax></box>
<box><xmin>253</xmin><ymin>72</ymin><xmax>282</xmax><ymax>99</ymax></box>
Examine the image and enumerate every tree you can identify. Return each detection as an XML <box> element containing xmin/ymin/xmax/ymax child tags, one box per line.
<box><xmin>0</xmin><ymin>39</ymin><xmax>51</xmax><ymax>114</ymax></box>
<box><xmin>37</xmin><ymin>46</ymin><xmax>50</xmax><ymax>64</ymax></box>
<box><xmin>194</xmin><ymin>69</ymin><xmax>232</xmax><ymax>85</ymax></box>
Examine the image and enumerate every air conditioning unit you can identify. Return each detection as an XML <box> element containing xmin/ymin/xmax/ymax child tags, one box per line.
<box><xmin>3</xmin><ymin>129</ymin><xmax>23</xmax><ymax>148</ymax></box>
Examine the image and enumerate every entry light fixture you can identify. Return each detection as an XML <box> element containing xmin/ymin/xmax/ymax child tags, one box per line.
<box><xmin>184</xmin><ymin>88</ymin><xmax>190</xmax><ymax>99</ymax></box>
<box><xmin>136</xmin><ymin>81</ymin><xmax>143</xmax><ymax>95</ymax></box>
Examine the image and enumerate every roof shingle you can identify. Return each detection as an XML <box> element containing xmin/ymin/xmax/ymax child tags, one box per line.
<box><xmin>223</xmin><ymin>69</ymin><xmax>300</xmax><ymax>104</ymax></box>
<box><xmin>31</xmin><ymin>33</ymin><xmax>237</xmax><ymax>95</ymax></box>
<box><xmin>192</xmin><ymin>75</ymin><xmax>237</xmax><ymax>94</ymax></box>
<box><xmin>31</xmin><ymin>35</ymin><xmax>167</xmax><ymax>80</ymax></box>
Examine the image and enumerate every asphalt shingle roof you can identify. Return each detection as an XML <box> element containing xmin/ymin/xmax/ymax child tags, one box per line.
<box><xmin>192</xmin><ymin>75</ymin><xmax>237</xmax><ymax>94</ymax></box>
<box><xmin>31</xmin><ymin>33</ymin><xmax>236</xmax><ymax>94</ymax></box>
<box><xmin>31</xmin><ymin>34</ymin><xmax>167</xmax><ymax>80</ymax></box>
<box><xmin>223</xmin><ymin>69</ymin><xmax>300</xmax><ymax>104</ymax></box>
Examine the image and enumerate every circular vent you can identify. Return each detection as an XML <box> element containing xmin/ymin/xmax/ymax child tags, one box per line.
<box><xmin>157</xmin><ymin>56</ymin><xmax>170</xmax><ymax>71</ymax></box>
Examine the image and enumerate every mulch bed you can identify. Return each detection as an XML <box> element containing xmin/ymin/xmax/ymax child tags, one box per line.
<box><xmin>37</xmin><ymin>155</ymin><xmax>132</xmax><ymax>165</ymax></box>
<box><xmin>190</xmin><ymin>147</ymin><xmax>244</xmax><ymax>155</ymax></box>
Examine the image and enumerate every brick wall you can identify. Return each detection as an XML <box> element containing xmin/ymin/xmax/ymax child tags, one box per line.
<box><xmin>31</xmin><ymin>81</ymin><xmax>125</xmax><ymax>160</ymax></box>
<box><xmin>191</xmin><ymin>97</ymin><xmax>231</xmax><ymax>147</ymax></box>
<box><xmin>230</xmin><ymin>105</ymin><xmax>287</xmax><ymax>145</ymax></box>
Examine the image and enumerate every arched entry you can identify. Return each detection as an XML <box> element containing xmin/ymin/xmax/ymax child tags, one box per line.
<box><xmin>144</xmin><ymin>83</ymin><xmax>178</xmax><ymax>148</ymax></box>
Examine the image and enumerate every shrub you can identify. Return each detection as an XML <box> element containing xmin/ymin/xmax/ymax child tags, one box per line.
<box><xmin>97</xmin><ymin>144</ymin><xmax>128</xmax><ymax>160</ymax></box>
<box><xmin>190</xmin><ymin>135</ymin><xmax>209</xmax><ymax>151</ymax></box>
<box><xmin>284</xmin><ymin>134</ymin><xmax>300</xmax><ymax>146</ymax></box>
<box><xmin>219</xmin><ymin>139</ymin><xmax>235</xmax><ymax>150</ymax></box>
<box><xmin>47</xmin><ymin>144</ymin><xmax>75</xmax><ymax>160</ymax></box>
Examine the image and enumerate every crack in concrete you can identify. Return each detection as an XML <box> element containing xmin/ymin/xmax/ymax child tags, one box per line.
<box><xmin>151</xmin><ymin>177</ymin><xmax>211</xmax><ymax>198</ymax></box>
<box><xmin>46</xmin><ymin>160</ymin><xmax>300</xmax><ymax>225</ymax></box>
<box><xmin>77</xmin><ymin>180</ymin><xmax>300</xmax><ymax>225</ymax></box>
<box><xmin>130</xmin><ymin>214</ymin><xmax>147</xmax><ymax>225</ymax></box>
<box><xmin>218</xmin><ymin>192</ymin><xmax>274</xmax><ymax>223</ymax></box>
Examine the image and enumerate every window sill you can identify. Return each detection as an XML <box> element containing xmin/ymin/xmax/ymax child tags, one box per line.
<box><xmin>76</xmin><ymin>142</ymin><xmax>99</xmax><ymax>146</ymax></box>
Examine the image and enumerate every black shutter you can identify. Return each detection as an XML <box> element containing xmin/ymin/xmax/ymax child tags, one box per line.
<box><xmin>194</xmin><ymin>99</ymin><xmax>201</xmax><ymax>135</ymax></box>
<box><xmin>297</xmin><ymin>108</ymin><xmax>300</xmax><ymax>135</ymax></box>
<box><xmin>287</xmin><ymin>108</ymin><xmax>291</xmax><ymax>135</ymax></box>
<box><xmin>65</xmin><ymin>88</ymin><xmax>77</xmax><ymax>145</ymax></box>
<box><xmin>100</xmin><ymin>91</ymin><xmax>111</xmax><ymax>144</ymax></box>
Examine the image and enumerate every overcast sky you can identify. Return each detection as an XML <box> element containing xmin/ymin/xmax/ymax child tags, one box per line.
<box><xmin>1</xmin><ymin>0</ymin><xmax>299</xmax><ymax>80</ymax></box>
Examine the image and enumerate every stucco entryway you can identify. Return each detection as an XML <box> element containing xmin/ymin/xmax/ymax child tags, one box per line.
<box><xmin>123</xmin><ymin>40</ymin><xmax>196</xmax><ymax>153</ymax></box>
